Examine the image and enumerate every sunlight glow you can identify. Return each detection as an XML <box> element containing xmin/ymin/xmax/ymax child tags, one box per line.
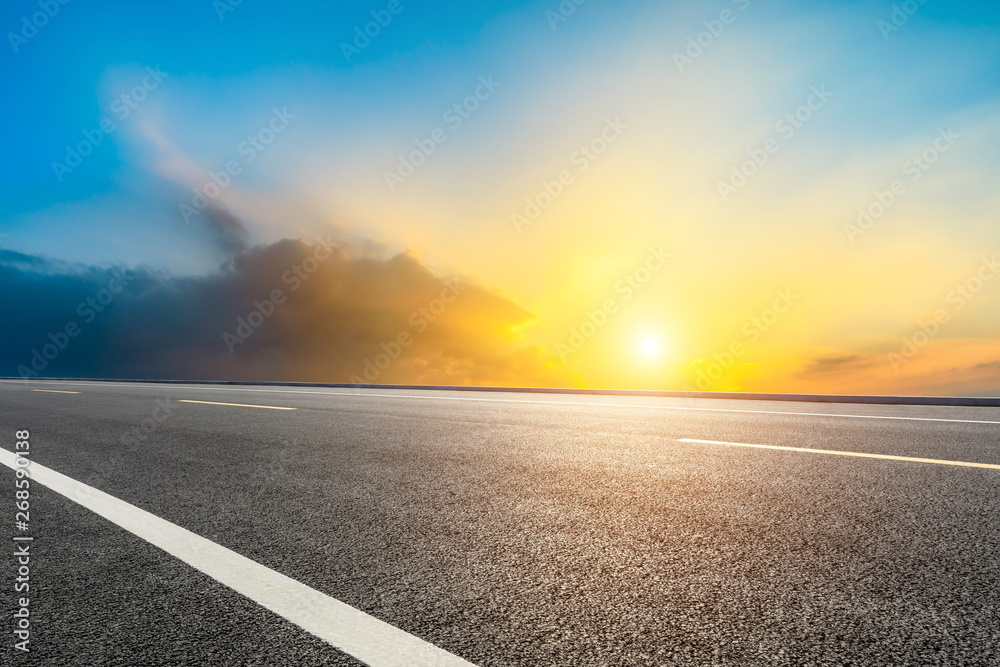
<box><xmin>638</xmin><ymin>335</ymin><xmax>664</xmax><ymax>360</ymax></box>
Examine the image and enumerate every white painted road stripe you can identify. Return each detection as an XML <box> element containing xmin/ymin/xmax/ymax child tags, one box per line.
<box><xmin>31</xmin><ymin>389</ymin><xmax>81</xmax><ymax>394</ymax></box>
<box><xmin>678</xmin><ymin>438</ymin><xmax>1000</xmax><ymax>470</ymax></box>
<box><xmin>0</xmin><ymin>449</ymin><xmax>475</xmax><ymax>667</ymax></box>
<box><xmin>178</xmin><ymin>399</ymin><xmax>296</xmax><ymax>411</ymax></box>
<box><xmin>5</xmin><ymin>380</ymin><xmax>998</xmax><ymax>425</ymax></box>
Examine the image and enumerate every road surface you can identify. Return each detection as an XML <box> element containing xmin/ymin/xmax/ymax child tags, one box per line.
<box><xmin>2</xmin><ymin>379</ymin><xmax>1000</xmax><ymax>665</ymax></box>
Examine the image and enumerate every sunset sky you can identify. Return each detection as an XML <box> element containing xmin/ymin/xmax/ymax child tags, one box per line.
<box><xmin>2</xmin><ymin>0</ymin><xmax>999</xmax><ymax>395</ymax></box>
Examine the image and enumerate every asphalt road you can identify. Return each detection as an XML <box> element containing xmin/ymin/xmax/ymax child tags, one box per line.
<box><xmin>2</xmin><ymin>379</ymin><xmax>1000</xmax><ymax>666</ymax></box>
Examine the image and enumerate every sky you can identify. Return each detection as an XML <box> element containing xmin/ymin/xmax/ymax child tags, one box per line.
<box><xmin>1</xmin><ymin>0</ymin><xmax>999</xmax><ymax>395</ymax></box>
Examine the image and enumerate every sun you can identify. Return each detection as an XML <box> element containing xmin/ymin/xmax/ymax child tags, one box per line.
<box><xmin>638</xmin><ymin>335</ymin><xmax>664</xmax><ymax>360</ymax></box>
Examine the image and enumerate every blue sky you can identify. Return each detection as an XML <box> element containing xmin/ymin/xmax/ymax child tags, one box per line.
<box><xmin>3</xmin><ymin>0</ymin><xmax>998</xmax><ymax>212</ymax></box>
<box><xmin>1</xmin><ymin>1</ymin><xmax>519</xmax><ymax>213</ymax></box>
<box><xmin>4</xmin><ymin>0</ymin><xmax>998</xmax><ymax>226</ymax></box>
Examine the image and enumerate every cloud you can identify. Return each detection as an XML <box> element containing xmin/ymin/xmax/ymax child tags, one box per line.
<box><xmin>0</xmin><ymin>228</ymin><xmax>572</xmax><ymax>387</ymax></box>
<box><xmin>794</xmin><ymin>354</ymin><xmax>870</xmax><ymax>378</ymax></box>
<box><xmin>202</xmin><ymin>205</ymin><xmax>249</xmax><ymax>258</ymax></box>
<box><xmin>782</xmin><ymin>344</ymin><xmax>1000</xmax><ymax>397</ymax></box>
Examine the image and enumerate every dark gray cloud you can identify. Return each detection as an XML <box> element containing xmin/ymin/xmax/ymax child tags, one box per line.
<box><xmin>0</xmin><ymin>234</ymin><xmax>569</xmax><ymax>386</ymax></box>
<box><xmin>202</xmin><ymin>205</ymin><xmax>250</xmax><ymax>257</ymax></box>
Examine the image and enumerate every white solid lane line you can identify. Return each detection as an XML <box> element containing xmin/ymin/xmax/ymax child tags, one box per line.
<box><xmin>0</xmin><ymin>449</ymin><xmax>475</xmax><ymax>667</ymax></box>
<box><xmin>5</xmin><ymin>379</ymin><xmax>998</xmax><ymax>425</ymax></box>
<box><xmin>178</xmin><ymin>399</ymin><xmax>296</xmax><ymax>410</ymax></box>
<box><xmin>678</xmin><ymin>438</ymin><xmax>1000</xmax><ymax>470</ymax></box>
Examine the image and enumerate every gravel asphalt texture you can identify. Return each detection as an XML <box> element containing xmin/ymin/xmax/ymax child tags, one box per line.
<box><xmin>2</xmin><ymin>380</ymin><xmax>1000</xmax><ymax>665</ymax></box>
